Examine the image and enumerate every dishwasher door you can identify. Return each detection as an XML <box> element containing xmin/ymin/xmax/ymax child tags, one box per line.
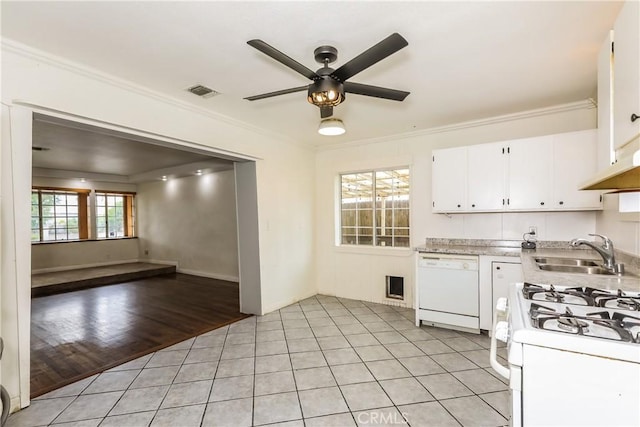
<box><xmin>416</xmin><ymin>253</ymin><xmax>479</xmax><ymax>331</ymax></box>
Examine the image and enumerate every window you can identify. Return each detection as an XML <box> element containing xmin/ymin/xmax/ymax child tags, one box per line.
<box><xmin>340</xmin><ymin>168</ymin><xmax>410</xmax><ymax>247</ymax></box>
<box><xmin>31</xmin><ymin>188</ymin><xmax>88</xmax><ymax>242</ymax></box>
<box><xmin>31</xmin><ymin>187</ymin><xmax>135</xmax><ymax>243</ymax></box>
<box><xmin>96</xmin><ymin>192</ymin><xmax>135</xmax><ymax>238</ymax></box>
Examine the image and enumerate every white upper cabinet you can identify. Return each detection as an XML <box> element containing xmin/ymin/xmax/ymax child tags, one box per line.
<box><xmin>507</xmin><ymin>136</ymin><xmax>553</xmax><ymax>210</ymax></box>
<box><xmin>432</xmin><ymin>146</ymin><xmax>466</xmax><ymax>212</ymax></box>
<box><xmin>467</xmin><ymin>142</ymin><xmax>506</xmax><ymax>211</ymax></box>
<box><xmin>432</xmin><ymin>130</ymin><xmax>602</xmax><ymax>213</ymax></box>
<box><xmin>552</xmin><ymin>130</ymin><xmax>602</xmax><ymax>209</ymax></box>
<box><xmin>613</xmin><ymin>0</ymin><xmax>640</xmax><ymax>149</ymax></box>
<box><xmin>597</xmin><ymin>31</ymin><xmax>614</xmax><ymax>170</ymax></box>
<box><xmin>432</xmin><ymin>143</ymin><xmax>506</xmax><ymax>213</ymax></box>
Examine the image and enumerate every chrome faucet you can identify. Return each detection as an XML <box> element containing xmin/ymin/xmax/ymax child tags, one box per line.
<box><xmin>570</xmin><ymin>233</ymin><xmax>618</xmax><ymax>273</ymax></box>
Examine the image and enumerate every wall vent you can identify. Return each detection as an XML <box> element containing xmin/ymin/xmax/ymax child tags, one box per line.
<box><xmin>386</xmin><ymin>276</ymin><xmax>404</xmax><ymax>300</ymax></box>
<box><xmin>186</xmin><ymin>84</ymin><xmax>220</xmax><ymax>98</ymax></box>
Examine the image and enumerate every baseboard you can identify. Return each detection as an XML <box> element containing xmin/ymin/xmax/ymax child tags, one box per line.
<box><xmin>10</xmin><ymin>395</ymin><xmax>22</xmax><ymax>414</ymax></box>
<box><xmin>145</xmin><ymin>258</ymin><xmax>179</xmax><ymax>267</ymax></box>
<box><xmin>176</xmin><ymin>267</ymin><xmax>239</xmax><ymax>283</ymax></box>
<box><xmin>32</xmin><ymin>259</ymin><xmax>141</xmax><ymax>275</ymax></box>
<box><xmin>261</xmin><ymin>288</ymin><xmax>319</xmax><ymax>315</ymax></box>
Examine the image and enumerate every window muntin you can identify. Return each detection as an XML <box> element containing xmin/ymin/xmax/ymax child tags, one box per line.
<box><xmin>31</xmin><ymin>189</ymin><xmax>83</xmax><ymax>242</ymax></box>
<box><xmin>95</xmin><ymin>192</ymin><xmax>135</xmax><ymax>239</ymax></box>
<box><xmin>340</xmin><ymin>168</ymin><xmax>410</xmax><ymax>247</ymax></box>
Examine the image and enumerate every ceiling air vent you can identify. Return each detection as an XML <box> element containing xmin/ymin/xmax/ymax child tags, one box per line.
<box><xmin>186</xmin><ymin>84</ymin><xmax>220</xmax><ymax>99</ymax></box>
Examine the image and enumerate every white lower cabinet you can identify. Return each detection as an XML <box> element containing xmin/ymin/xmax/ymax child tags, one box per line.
<box><xmin>479</xmin><ymin>256</ymin><xmax>522</xmax><ymax>330</ymax></box>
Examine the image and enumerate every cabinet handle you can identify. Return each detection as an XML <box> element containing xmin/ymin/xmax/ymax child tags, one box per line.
<box><xmin>559</xmin><ymin>201</ymin><xmax>564</xmax><ymax>205</ymax></box>
<box><xmin>632</xmin><ymin>113</ymin><xmax>639</xmax><ymax>123</ymax></box>
<box><xmin>457</xmin><ymin>204</ymin><xmax>461</xmax><ymax>208</ymax></box>
<box><xmin>540</xmin><ymin>202</ymin><xmax>545</xmax><ymax>206</ymax></box>
<box><xmin>496</xmin><ymin>266</ymin><xmax>501</xmax><ymax>270</ymax></box>
<box><xmin>471</xmin><ymin>204</ymin><xmax>476</xmax><ymax>208</ymax></box>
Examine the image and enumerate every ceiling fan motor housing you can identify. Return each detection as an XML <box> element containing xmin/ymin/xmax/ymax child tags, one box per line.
<box><xmin>314</xmin><ymin>45</ymin><xmax>338</xmax><ymax>65</ymax></box>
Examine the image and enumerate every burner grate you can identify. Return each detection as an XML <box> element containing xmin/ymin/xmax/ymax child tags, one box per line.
<box><xmin>529</xmin><ymin>303</ymin><xmax>636</xmax><ymax>342</ymax></box>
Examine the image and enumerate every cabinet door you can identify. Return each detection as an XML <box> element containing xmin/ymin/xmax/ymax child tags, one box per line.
<box><xmin>597</xmin><ymin>32</ymin><xmax>615</xmax><ymax>170</ymax></box>
<box><xmin>492</xmin><ymin>262</ymin><xmax>522</xmax><ymax>317</ymax></box>
<box><xmin>432</xmin><ymin>146</ymin><xmax>466</xmax><ymax>212</ymax></box>
<box><xmin>507</xmin><ymin>136</ymin><xmax>553</xmax><ymax>210</ymax></box>
<box><xmin>613</xmin><ymin>0</ymin><xmax>640</xmax><ymax>149</ymax></box>
<box><xmin>467</xmin><ymin>142</ymin><xmax>506</xmax><ymax>211</ymax></box>
<box><xmin>552</xmin><ymin>130</ymin><xmax>602</xmax><ymax>209</ymax></box>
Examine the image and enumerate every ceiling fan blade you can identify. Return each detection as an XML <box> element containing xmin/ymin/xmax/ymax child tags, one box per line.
<box><xmin>344</xmin><ymin>82</ymin><xmax>410</xmax><ymax>101</ymax></box>
<box><xmin>320</xmin><ymin>106</ymin><xmax>333</xmax><ymax>118</ymax></box>
<box><xmin>247</xmin><ymin>39</ymin><xmax>319</xmax><ymax>80</ymax></box>
<box><xmin>331</xmin><ymin>33</ymin><xmax>408</xmax><ymax>82</ymax></box>
<box><xmin>244</xmin><ymin>85</ymin><xmax>309</xmax><ymax>101</ymax></box>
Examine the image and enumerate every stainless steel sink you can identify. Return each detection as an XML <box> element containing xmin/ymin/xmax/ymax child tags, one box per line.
<box><xmin>534</xmin><ymin>257</ymin><xmax>599</xmax><ymax>267</ymax></box>
<box><xmin>537</xmin><ymin>264</ymin><xmax>615</xmax><ymax>275</ymax></box>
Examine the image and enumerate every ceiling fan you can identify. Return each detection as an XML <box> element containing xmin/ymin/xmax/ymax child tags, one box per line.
<box><xmin>244</xmin><ymin>33</ymin><xmax>410</xmax><ymax>119</ymax></box>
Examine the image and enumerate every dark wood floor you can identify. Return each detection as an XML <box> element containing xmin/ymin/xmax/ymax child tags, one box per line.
<box><xmin>31</xmin><ymin>273</ymin><xmax>249</xmax><ymax>398</ymax></box>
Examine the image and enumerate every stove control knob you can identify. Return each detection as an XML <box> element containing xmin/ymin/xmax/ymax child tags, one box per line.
<box><xmin>496</xmin><ymin>297</ymin><xmax>508</xmax><ymax>314</ymax></box>
<box><xmin>495</xmin><ymin>321</ymin><xmax>509</xmax><ymax>343</ymax></box>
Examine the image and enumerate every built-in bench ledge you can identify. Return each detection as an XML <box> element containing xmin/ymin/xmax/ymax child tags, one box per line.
<box><xmin>31</xmin><ymin>262</ymin><xmax>177</xmax><ymax>297</ymax></box>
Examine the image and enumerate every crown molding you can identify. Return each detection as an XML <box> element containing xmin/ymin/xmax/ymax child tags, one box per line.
<box><xmin>1</xmin><ymin>38</ymin><xmax>306</xmax><ymax>149</ymax></box>
<box><xmin>317</xmin><ymin>99</ymin><xmax>596</xmax><ymax>152</ymax></box>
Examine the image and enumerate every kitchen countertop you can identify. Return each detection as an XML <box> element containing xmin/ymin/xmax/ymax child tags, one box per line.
<box><xmin>415</xmin><ymin>243</ymin><xmax>521</xmax><ymax>257</ymax></box>
<box><xmin>520</xmin><ymin>247</ymin><xmax>640</xmax><ymax>293</ymax></box>
<box><xmin>416</xmin><ymin>238</ymin><xmax>640</xmax><ymax>293</ymax></box>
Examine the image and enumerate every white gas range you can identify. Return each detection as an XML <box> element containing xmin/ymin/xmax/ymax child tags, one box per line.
<box><xmin>491</xmin><ymin>282</ymin><xmax>640</xmax><ymax>427</ymax></box>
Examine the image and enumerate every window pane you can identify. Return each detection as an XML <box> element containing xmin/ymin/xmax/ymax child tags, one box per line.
<box><xmin>340</xmin><ymin>168</ymin><xmax>410</xmax><ymax>248</ymax></box>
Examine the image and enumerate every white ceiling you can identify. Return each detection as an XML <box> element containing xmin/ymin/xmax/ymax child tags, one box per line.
<box><xmin>2</xmin><ymin>1</ymin><xmax>623</xmax><ymax>151</ymax></box>
<box><xmin>32</xmin><ymin>115</ymin><xmax>235</xmax><ymax>183</ymax></box>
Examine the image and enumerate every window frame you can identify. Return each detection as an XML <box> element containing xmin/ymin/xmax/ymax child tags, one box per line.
<box><xmin>31</xmin><ymin>187</ymin><xmax>136</xmax><ymax>244</ymax></box>
<box><xmin>95</xmin><ymin>190</ymin><xmax>136</xmax><ymax>239</ymax></box>
<box><xmin>338</xmin><ymin>167</ymin><xmax>411</xmax><ymax>249</ymax></box>
<box><xmin>31</xmin><ymin>187</ymin><xmax>90</xmax><ymax>243</ymax></box>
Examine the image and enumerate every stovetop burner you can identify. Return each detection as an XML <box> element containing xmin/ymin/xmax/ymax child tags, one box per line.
<box><xmin>529</xmin><ymin>303</ymin><xmax>639</xmax><ymax>343</ymax></box>
<box><xmin>523</xmin><ymin>283</ymin><xmax>640</xmax><ymax>311</ymax></box>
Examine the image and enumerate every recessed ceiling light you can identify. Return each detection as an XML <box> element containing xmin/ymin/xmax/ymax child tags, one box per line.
<box><xmin>161</xmin><ymin>176</ymin><xmax>168</xmax><ymax>181</ymax></box>
<box><xmin>196</xmin><ymin>170</ymin><xmax>203</xmax><ymax>176</ymax></box>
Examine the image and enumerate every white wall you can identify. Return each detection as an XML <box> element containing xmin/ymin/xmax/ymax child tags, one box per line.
<box><xmin>137</xmin><ymin>169</ymin><xmax>239</xmax><ymax>281</ymax></box>
<box><xmin>1</xmin><ymin>43</ymin><xmax>317</xmax><ymax>408</ymax></box>
<box><xmin>32</xmin><ymin>240</ymin><xmax>140</xmax><ymax>276</ymax></box>
<box><xmin>596</xmin><ymin>194</ymin><xmax>640</xmax><ymax>256</ymax></box>
<box><xmin>315</xmin><ymin>105</ymin><xmax>598</xmax><ymax>306</ymax></box>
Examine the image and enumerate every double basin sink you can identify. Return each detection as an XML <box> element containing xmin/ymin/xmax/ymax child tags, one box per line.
<box><xmin>534</xmin><ymin>256</ymin><xmax>634</xmax><ymax>277</ymax></box>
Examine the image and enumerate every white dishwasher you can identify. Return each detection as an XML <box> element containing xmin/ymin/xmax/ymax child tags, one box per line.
<box><xmin>415</xmin><ymin>253</ymin><xmax>480</xmax><ymax>332</ymax></box>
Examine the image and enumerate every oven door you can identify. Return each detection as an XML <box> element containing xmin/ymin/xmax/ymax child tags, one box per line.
<box><xmin>490</xmin><ymin>297</ymin><xmax>523</xmax><ymax>427</ymax></box>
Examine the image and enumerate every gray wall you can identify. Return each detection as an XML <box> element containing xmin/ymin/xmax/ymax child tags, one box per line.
<box><xmin>137</xmin><ymin>168</ymin><xmax>239</xmax><ymax>281</ymax></box>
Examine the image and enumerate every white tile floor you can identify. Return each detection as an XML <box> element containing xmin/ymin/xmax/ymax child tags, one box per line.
<box><xmin>7</xmin><ymin>295</ymin><xmax>510</xmax><ymax>427</ymax></box>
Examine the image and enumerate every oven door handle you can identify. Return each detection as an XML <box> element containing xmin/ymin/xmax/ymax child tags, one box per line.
<box><xmin>490</xmin><ymin>299</ymin><xmax>510</xmax><ymax>380</ymax></box>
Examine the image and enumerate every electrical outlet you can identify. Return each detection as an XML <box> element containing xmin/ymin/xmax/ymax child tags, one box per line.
<box><xmin>529</xmin><ymin>226</ymin><xmax>537</xmax><ymax>236</ymax></box>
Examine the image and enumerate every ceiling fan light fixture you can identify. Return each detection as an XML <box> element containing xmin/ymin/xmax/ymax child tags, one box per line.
<box><xmin>307</xmin><ymin>79</ymin><xmax>344</xmax><ymax>107</ymax></box>
<box><xmin>318</xmin><ymin>118</ymin><xmax>346</xmax><ymax>136</ymax></box>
